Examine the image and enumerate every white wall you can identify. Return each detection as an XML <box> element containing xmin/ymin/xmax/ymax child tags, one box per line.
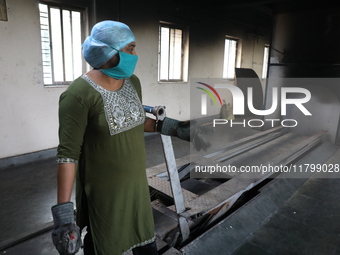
<box><xmin>124</xmin><ymin>2</ymin><xmax>271</xmax><ymax>120</ymax></box>
<box><xmin>0</xmin><ymin>0</ymin><xmax>65</xmax><ymax>159</ymax></box>
<box><xmin>0</xmin><ymin>0</ymin><xmax>271</xmax><ymax>159</ymax></box>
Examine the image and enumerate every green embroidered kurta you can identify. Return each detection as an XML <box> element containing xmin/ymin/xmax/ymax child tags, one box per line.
<box><xmin>57</xmin><ymin>74</ymin><xmax>155</xmax><ymax>255</ymax></box>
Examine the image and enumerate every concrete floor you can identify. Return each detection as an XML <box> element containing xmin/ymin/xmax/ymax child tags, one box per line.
<box><xmin>1</xmin><ymin>131</ymin><xmax>340</xmax><ymax>254</ymax></box>
<box><xmin>0</xmin><ymin>133</ymin><xmax>190</xmax><ymax>255</ymax></box>
<box><xmin>231</xmin><ymin>142</ymin><xmax>340</xmax><ymax>255</ymax></box>
<box><xmin>233</xmin><ymin>175</ymin><xmax>340</xmax><ymax>255</ymax></box>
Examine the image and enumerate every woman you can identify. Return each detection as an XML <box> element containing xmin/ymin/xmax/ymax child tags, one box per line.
<box><xmin>51</xmin><ymin>20</ymin><xmax>209</xmax><ymax>255</ymax></box>
<box><xmin>51</xmin><ymin>20</ymin><xmax>158</xmax><ymax>255</ymax></box>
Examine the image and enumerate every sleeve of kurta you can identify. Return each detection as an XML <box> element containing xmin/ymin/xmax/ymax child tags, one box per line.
<box><xmin>57</xmin><ymin>90</ymin><xmax>88</xmax><ymax>163</ymax></box>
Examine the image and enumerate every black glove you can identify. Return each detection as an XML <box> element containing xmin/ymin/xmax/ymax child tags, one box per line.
<box><xmin>51</xmin><ymin>202</ymin><xmax>82</xmax><ymax>255</ymax></box>
<box><xmin>191</xmin><ymin>123</ymin><xmax>213</xmax><ymax>152</ymax></box>
<box><xmin>157</xmin><ymin>117</ymin><xmax>212</xmax><ymax>151</ymax></box>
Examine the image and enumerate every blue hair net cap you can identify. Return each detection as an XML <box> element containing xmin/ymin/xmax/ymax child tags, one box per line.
<box><xmin>82</xmin><ymin>20</ymin><xmax>136</xmax><ymax>68</ymax></box>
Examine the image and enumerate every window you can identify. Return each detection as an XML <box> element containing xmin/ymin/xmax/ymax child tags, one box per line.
<box><xmin>158</xmin><ymin>23</ymin><xmax>188</xmax><ymax>82</ymax></box>
<box><xmin>223</xmin><ymin>37</ymin><xmax>240</xmax><ymax>79</ymax></box>
<box><xmin>262</xmin><ymin>45</ymin><xmax>270</xmax><ymax>79</ymax></box>
<box><xmin>39</xmin><ymin>3</ymin><xmax>83</xmax><ymax>85</ymax></box>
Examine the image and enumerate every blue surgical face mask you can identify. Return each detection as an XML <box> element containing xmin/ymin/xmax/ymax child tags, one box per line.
<box><xmin>100</xmin><ymin>51</ymin><xmax>138</xmax><ymax>79</ymax></box>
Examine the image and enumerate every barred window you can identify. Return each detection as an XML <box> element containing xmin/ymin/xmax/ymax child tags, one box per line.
<box><xmin>262</xmin><ymin>45</ymin><xmax>270</xmax><ymax>79</ymax></box>
<box><xmin>39</xmin><ymin>3</ymin><xmax>83</xmax><ymax>85</ymax></box>
<box><xmin>158</xmin><ymin>23</ymin><xmax>188</xmax><ymax>82</ymax></box>
<box><xmin>223</xmin><ymin>37</ymin><xmax>240</xmax><ymax>80</ymax></box>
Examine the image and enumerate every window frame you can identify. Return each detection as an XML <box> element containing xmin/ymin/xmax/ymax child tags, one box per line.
<box><xmin>223</xmin><ymin>36</ymin><xmax>242</xmax><ymax>80</ymax></box>
<box><xmin>158</xmin><ymin>22</ymin><xmax>189</xmax><ymax>83</ymax></box>
<box><xmin>39</xmin><ymin>1</ymin><xmax>86</xmax><ymax>86</ymax></box>
<box><xmin>262</xmin><ymin>44</ymin><xmax>270</xmax><ymax>79</ymax></box>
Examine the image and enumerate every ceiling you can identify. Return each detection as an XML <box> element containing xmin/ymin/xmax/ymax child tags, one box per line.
<box><xmin>161</xmin><ymin>0</ymin><xmax>337</xmax><ymax>32</ymax></box>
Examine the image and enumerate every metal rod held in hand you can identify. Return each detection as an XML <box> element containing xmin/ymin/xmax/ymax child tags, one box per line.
<box><xmin>143</xmin><ymin>105</ymin><xmax>166</xmax><ymax>120</ymax></box>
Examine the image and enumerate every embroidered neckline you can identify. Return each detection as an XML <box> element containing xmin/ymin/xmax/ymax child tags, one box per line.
<box><xmin>83</xmin><ymin>74</ymin><xmax>125</xmax><ymax>92</ymax></box>
<box><xmin>82</xmin><ymin>74</ymin><xmax>145</xmax><ymax>136</ymax></box>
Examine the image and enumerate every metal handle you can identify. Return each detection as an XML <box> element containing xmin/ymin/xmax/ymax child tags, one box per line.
<box><xmin>143</xmin><ymin>105</ymin><xmax>166</xmax><ymax>120</ymax></box>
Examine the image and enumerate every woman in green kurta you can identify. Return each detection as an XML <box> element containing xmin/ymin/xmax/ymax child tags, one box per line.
<box><xmin>58</xmin><ymin>74</ymin><xmax>156</xmax><ymax>255</ymax></box>
<box><xmin>51</xmin><ymin>20</ymin><xmax>209</xmax><ymax>255</ymax></box>
<box><xmin>51</xmin><ymin>20</ymin><xmax>159</xmax><ymax>255</ymax></box>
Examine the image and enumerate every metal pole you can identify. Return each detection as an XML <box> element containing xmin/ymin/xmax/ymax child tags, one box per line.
<box><xmin>143</xmin><ymin>105</ymin><xmax>190</xmax><ymax>241</ymax></box>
